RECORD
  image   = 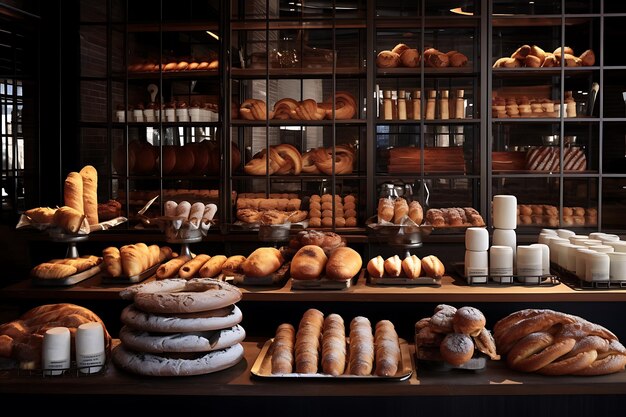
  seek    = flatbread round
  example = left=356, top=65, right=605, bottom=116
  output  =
left=112, top=343, right=244, bottom=376
left=118, top=324, right=246, bottom=353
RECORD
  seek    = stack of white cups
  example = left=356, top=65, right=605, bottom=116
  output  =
left=492, top=195, right=518, bottom=280
left=465, top=227, right=489, bottom=283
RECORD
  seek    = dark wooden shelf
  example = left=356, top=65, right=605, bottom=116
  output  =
left=231, top=67, right=365, bottom=79
left=377, top=66, right=477, bottom=77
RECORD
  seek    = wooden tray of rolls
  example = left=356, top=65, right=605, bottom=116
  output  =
left=31, top=263, right=103, bottom=287
left=100, top=262, right=162, bottom=285
left=251, top=337, right=413, bottom=380
left=223, top=263, right=291, bottom=286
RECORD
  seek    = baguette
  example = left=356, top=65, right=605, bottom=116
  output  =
left=295, top=308, right=324, bottom=374
left=53, top=205, right=85, bottom=234
left=374, top=320, right=400, bottom=376
left=79, top=165, right=98, bottom=226
left=178, top=254, right=211, bottom=279
left=31, top=262, right=77, bottom=279
left=64, top=171, right=84, bottom=214
left=348, top=316, right=374, bottom=375
left=321, top=313, right=346, bottom=376
left=271, top=323, right=295, bottom=374
left=120, top=244, right=147, bottom=277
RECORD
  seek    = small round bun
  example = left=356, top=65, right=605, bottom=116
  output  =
left=440, top=332, right=474, bottom=366
left=452, top=306, right=486, bottom=337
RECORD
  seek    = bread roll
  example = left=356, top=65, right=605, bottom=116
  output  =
left=290, top=245, right=328, bottom=280
left=421, top=255, right=445, bottom=278
left=383, top=255, right=402, bottom=277
left=178, top=254, right=211, bottom=279
left=53, top=205, right=85, bottom=234
left=241, top=247, right=284, bottom=277
left=393, top=198, right=409, bottom=224
left=400, top=49, right=420, bottom=67
left=376, top=51, right=400, bottom=68
left=198, top=255, right=227, bottom=278
left=367, top=255, right=385, bottom=278
left=221, top=255, right=246, bottom=274
left=31, top=262, right=77, bottom=279
left=155, top=255, right=191, bottom=279
left=511, top=44, right=531, bottom=60
left=102, top=246, right=122, bottom=277
left=321, top=314, right=346, bottom=376
left=120, top=244, right=147, bottom=277
left=401, top=254, right=421, bottom=279
left=325, top=247, right=362, bottom=281
left=378, top=198, right=394, bottom=222
left=64, top=171, right=84, bottom=214
left=408, top=201, right=423, bottom=224
left=79, top=165, right=98, bottom=226
left=24, top=207, right=57, bottom=224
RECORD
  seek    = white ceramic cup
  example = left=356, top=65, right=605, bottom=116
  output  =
left=465, top=250, right=488, bottom=283
left=490, top=245, right=513, bottom=283
left=76, top=322, right=106, bottom=374
left=465, top=227, right=489, bottom=252
left=530, top=243, right=550, bottom=275
left=42, top=327, right=71, bottom=376
left=608, top=252, right=626, bottom=282
left=493, top=195, right=518, bottom=230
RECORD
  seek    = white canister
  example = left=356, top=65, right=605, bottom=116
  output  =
left=76, top=322, right=106, bottom=374
left=582, top=239, right=603, bottom=247
left=465, top=227, right=489, bottom=252
left=516, top=245, right=543, bottom=279
left=489, top=245, right=513, bottom=283
left=569, top=235, right=589, bottom=246
left=42, top=327, right=71, bottom=376
left=530, top=243, right=550, bottom=275
left=566, top=245, right=585, bottom=273
left=599, top=234, right=620, bottom=243
left=133, top=109, right=144, bottom=122
left=556, top=229, right=575, bottom=239
left=585, top=252, right=610, bottom=281
left=609, top=241, right=626, bottom=253
left=589, top=232, right=606, bottom=241
left=493, top=195, right=518, bottom=230
left=575, top=248, right=595, bottom=280
left=546, top=237, right=568, bottom=263
left=555, top=242, right=574, bottom=269
left=493, top=228, right=517, bottom=264
left=589, top=245, right=614, bottom=254
left=538, top=233, right=554, bottom=245
left=608, top=252, right=626, bottom=282
left=540, top=228, right=558, bottom=236
left=465, top=250, right=488, bottom=283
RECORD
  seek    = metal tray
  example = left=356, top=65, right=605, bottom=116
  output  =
left=368, top=274, right=441, bottom=286
left=291, top=273, right=358, bottom=290
left=101, top=262, right=161, bottom=284
left=225, top=263, right=290, bottom=286
left=31, top=263, right=103, bottom=287
left=251, top=337, right=413, bottom=380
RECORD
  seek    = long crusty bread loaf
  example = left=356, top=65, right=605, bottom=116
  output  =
left=79, top=165, right=98, bottom=226
left=348, top=316, right=374, bottom=375
left=321, top=313, right=346, bottom=375
left=271, top=323, right=295, bottom=374
left=374, top=319, right=401, bottom=376
left=64, top=171, right=84, bottom=214
left=295, top=308, right=324, bottom=374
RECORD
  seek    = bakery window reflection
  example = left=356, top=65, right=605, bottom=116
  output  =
left=1, top=79, right=25, bottom=214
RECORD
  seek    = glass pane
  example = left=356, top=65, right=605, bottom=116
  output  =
left=602, top=70, right=626, bottom=118
left=602, top=178, right=626, bottom=230
left=603, top=122, right=626, bottom=174
left=375, top=0, right=421, bottom=17
left=492, top=0, right=561, bottom=16
left=605, top=18, right=626, bottom=66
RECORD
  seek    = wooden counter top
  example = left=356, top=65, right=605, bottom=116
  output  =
left=3, top=272, right=626, bottom=303
left=1, top=338, right=625, bottom=398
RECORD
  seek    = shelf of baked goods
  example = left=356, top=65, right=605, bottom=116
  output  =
left=231, top=67, right=366, bottom=79
left=376, top=44, right=472, bottom=72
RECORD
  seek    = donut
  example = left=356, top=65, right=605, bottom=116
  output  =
left=112, top=342, right=244, bottom=377
left=118, top=324, right=246, bottom=353
left=452, top=306, right=486, bottom=337
left=439, top=333, right=474, bottom=366
left=131, top=278, right=242, bottom=314
left=120, top=304, right=243, bottom=333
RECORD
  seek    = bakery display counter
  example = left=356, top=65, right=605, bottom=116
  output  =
left=3, top=273, right=626, bottom=303
left=1, top=338, right=625, bottom=398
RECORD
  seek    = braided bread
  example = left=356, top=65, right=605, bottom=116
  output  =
left=493, top=309, right=626, bottom=376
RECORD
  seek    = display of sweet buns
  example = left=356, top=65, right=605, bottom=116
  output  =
left=285, top=229, right=347, bottom=258
left=376, top=43, right=468, bottom=69
left=127, top=58, right=219, bottom=73
left=415, top=304, right=500, bottom=366
left=235, top=195, right=307, bottom=225
left=307, top=193, right=358, bottom=228
left=517, top=204, right=597, bottom=227
left=493, top=45, right=595, bottom=68
left=425, top=207, right=485, bottom=227
left=493, top=308, right=626, bottom=376
left=367, top=254, right=444, bottom=279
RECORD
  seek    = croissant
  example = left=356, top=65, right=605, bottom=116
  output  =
left=273, top=143, right=302, bottom=175
left=319, top=91, right=357, bottom=120
left=244, top=147, right=287, bottom=175
left=240, top=98, right=274, bottom=120
left=292, top=99, right=326, bottom=120
left=272, top=98, right=299, bottom=120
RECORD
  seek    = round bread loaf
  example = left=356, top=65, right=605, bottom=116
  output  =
left=241, top=247, right=284, bottom=277
left=118, top=324, right=246, bottom=353
left=120, top=304, right=243, bottom=333
left=440, top=332, right=474, bottom=366
left=112, top=342, right=244, bottom=377
left=325, top=247, right=362, bottom=281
